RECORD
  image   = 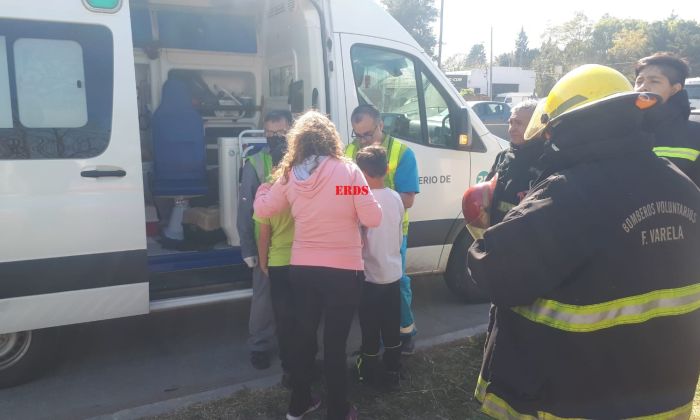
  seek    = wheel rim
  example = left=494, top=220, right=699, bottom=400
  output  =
left=0, top=331, right=32, bottom=371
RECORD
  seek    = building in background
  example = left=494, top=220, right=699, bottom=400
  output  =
left=446, top=67, right=535, bottom=99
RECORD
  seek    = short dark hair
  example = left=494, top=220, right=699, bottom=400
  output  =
left=351, top=104, right=381, bottom=125
left=635, top=52, right=690, bottom=87
left=355, top=145, right=387, bottom=179
left=264, top=110, right=293, bottom=125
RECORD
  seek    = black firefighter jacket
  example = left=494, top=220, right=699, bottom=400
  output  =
left=647, top=89, right=700, bottom=186
left=467, top=95, right=700, bottom=419
left=486, top=139, right=545, bottom=226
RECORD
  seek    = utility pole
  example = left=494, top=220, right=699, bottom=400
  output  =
left=489, top=25, right=494, bottom=99
left=437, top=0, right=445, bottom=68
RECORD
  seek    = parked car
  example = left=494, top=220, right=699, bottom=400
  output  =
left=467, top=101, right=511, bottom=139
left=687, top=77, right=699, bottom=112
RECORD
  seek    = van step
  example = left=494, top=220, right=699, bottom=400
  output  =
left=150, top=288, right=252, bottom=312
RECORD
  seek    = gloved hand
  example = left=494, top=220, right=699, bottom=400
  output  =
left=244, top=256, right=258, bottom=268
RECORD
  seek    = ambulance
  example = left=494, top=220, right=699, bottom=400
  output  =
left=0, top=0, right=503, bottom=386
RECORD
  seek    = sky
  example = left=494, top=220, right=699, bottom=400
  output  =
left=431, top=0, right=700, bottom=61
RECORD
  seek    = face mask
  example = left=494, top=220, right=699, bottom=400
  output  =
left=267, top=136, right=287, bottom=165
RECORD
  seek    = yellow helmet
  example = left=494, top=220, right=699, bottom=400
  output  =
left=524, top=64, right=633, bottom=141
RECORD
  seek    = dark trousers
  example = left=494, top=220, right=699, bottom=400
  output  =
left=288, top=265, right=363, bottom=420
left=359, top=280, right=401, bottom=372
left=268, top=266, right=294, bottom=372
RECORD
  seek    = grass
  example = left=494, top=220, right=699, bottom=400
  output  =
left=150, top=334, right=700, bottom=420
left=150, top=335, right=490, bottom=420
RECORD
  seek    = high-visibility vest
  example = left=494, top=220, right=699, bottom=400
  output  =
left=245, top=149, right=273, bottom=183
left=345, top=134, right=411, bottom=234
left=244, top=149, right=273, bottom=240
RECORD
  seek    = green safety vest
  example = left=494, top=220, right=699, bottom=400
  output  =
left=244, top=149, right=273, bottom=184
left=345, top=134, right=411, bottom=235
left=245, top=150, right=273, bottom=240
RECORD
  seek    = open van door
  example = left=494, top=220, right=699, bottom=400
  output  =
left=338, top=34, right=474, bottom=273
left=0, top=1, right=148, bottom=386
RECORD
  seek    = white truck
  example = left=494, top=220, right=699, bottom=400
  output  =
left=0, top=0, right=503, bottom=387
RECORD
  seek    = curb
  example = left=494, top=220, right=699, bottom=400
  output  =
left=91, top=323, right=488, bottom=420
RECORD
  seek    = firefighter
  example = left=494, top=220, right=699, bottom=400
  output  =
left=634, top=52, right=700, bottom=186
left=467, top=64, right=700, bottom=419
left=486, top=100, right=544, bottom=226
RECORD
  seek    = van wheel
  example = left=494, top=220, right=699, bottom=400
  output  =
left=0, top=328, right=58, bottom=388
left=444, top=230, right=489, bottom=303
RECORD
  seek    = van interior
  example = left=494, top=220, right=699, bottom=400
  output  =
left=129, top=0, right=325, bottom=292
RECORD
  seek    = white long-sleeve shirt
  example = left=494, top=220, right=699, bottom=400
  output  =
left=362, top=187, right=404, bottom=284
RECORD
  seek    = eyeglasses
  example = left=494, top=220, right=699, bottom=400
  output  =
left=264, top=129, right=288, bottom=137
left=351, top=125, right=379, bottom=141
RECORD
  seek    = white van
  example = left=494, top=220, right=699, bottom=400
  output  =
left=495, top=92, right=536, bottom=105
left=0, top=0, right=502, bottom=387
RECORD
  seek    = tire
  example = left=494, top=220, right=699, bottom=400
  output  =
left=0, top=328, right=59, bottom=388
left=444, top=229, right=489, bottom=303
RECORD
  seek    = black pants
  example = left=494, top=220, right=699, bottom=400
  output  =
left=288, top=265, right=363, bottom=420
left=268, top=266, right=294, bottom=372
left=358, top=280, right=401, bottom=372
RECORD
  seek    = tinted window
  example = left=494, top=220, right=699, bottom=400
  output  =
left=0, top=19, right=113, bottom=160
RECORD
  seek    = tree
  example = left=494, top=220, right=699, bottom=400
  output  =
left=442, top=53, right=468, bottom=71
left=514, top=27, right=530, bottom=67
left=608, top=27, right=650, bottom=77
left=496, top=52, right=515, bottom=66
left=382, top=0, right=439, bottom=56
left=532, top=39, right=561, bottom=97
left=465, top=43, right=486, bottom=68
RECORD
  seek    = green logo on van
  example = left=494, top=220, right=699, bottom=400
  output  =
left=475, top=171, right=489, bottom=184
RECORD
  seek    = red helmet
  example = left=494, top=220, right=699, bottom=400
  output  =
left=462, top=174, right=497, bottom=229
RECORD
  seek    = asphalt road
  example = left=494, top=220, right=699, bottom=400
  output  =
left=0, top=275, right=489, bottom=420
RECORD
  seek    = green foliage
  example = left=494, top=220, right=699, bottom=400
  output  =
left=459, top=88, right=475, bottom=97
left=466, top=43, right=487, bottom=68
left=514, top=27, right=531, bottom=68
left=443, top=53, right=468, bottom=71
left=526, top=12, right=700, bottom=95
left=382, top=0, right=439, bottom=56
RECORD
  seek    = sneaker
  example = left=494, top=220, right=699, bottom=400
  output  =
left=345, top=405, right=359, bottom=420
left=400, top=336, right=415, bottom=356
left=286, top=396, right=321, bottom=420
left=250, top=351, right=271, bottom=370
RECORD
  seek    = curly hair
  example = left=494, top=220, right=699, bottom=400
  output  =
left=272, top=110, right=348, bottom=183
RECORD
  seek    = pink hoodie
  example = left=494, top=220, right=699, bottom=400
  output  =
left=254, top=157, right=382, bottom=270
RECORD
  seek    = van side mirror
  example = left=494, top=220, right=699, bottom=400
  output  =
left=455, top=107, right=472, bottom=150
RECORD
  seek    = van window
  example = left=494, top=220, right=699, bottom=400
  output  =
left=421, top=70, right=454, bottom=147
left=0, top=19, right=113, bottom=160
left=15, top=39, right=88, bottom=128
left=351, top=45, right=457, bottom=148
left=351, top=45, right=422, bottom=143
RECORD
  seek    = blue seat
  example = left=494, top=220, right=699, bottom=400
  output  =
left=151, top=78, right=207, bottom=197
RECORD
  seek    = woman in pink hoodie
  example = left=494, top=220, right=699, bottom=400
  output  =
left=254, top=111, right=381, bottom=420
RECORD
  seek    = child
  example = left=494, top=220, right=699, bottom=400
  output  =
left=254, top=205, right=295, bottom=388
left=354, top=145, right=405, bottom=389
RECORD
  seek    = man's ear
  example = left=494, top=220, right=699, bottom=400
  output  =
left=671, top=83, right=683, bottom=96
left=378, top=119, right=384, bottom=132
